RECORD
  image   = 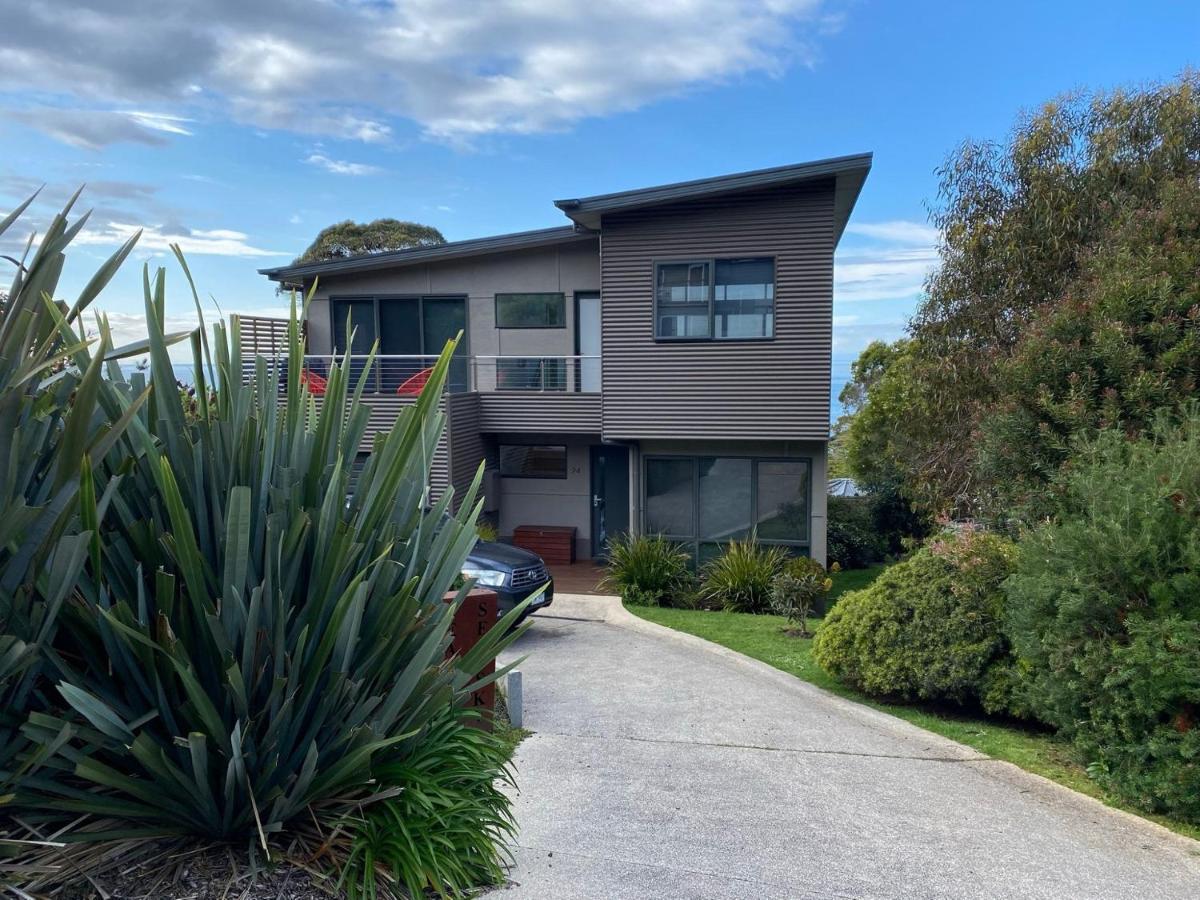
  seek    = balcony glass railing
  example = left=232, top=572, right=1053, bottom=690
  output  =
left=245, top=354, right=601, bottom=395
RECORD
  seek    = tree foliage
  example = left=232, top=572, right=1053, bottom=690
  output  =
left=1004, top=411, right=1200, bottom=820
left=295, top=218, right=446, bottom=265
left=856, top=73, right=1200, bottom=518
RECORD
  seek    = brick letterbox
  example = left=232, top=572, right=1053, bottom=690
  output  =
left=444, top=588, right=498, bottom=726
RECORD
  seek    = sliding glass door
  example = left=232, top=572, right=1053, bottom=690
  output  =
left=331, top=296, right=468, bottom=392
left=644, top=455, right=811, bottom=563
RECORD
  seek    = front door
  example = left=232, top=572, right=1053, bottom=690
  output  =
left=590, top=444, right=629, bottom=559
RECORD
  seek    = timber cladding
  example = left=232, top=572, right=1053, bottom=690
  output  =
left=599, top=179, right=835, bottom=442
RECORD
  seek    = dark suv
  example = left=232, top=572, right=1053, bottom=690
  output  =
left=463, top=540, right=554, bottom=620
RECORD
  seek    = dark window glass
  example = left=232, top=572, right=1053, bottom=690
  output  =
left=496, top=357, right=567, bottom=391
left=496, top=293, right=566, bottom=328
left=755, top=460, right=810, bottom=542
left=698, top=457, right=752, bottom=541
left=499, top=445, right=568, bottom=479
left=332, top=299, right=375, bottom=354
left=655, top=262, right=711, bottom=338
left=422, top=297, right=469, bottom=391
left=714, top=258, right=774, bottom=339
left=645, top=458, right=695, bottom=537
left=378, top=299, right=421, bottom=391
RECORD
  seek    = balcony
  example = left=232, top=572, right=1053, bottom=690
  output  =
left=250, top=354, right=602, bottom=396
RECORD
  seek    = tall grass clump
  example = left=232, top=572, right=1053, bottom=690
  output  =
left=0, top=189, right=526, bottom=896
left=602, top=533, right=692, bottom=606
left=699, top=536, right=788, bottom=613
left=0, top=188, right=167, bottom=815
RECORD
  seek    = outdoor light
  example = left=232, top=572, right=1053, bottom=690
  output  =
left=461, top=564, right=508, bottom=588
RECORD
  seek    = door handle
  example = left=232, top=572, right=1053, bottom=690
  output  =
left=593, top=495, right=604, bottom=508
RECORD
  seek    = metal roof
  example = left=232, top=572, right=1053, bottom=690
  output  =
left=554, top=152, right=872, bottom=241
left=261, top=153, right=872, bottom=284
left=260, top=224, right=594, bottom=282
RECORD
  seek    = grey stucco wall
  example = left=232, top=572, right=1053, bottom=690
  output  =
left=302, top=238, right=601, bottom=365
left=495, top=436, right=593, bottom=558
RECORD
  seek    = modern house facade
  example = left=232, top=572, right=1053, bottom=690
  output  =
left=251, top=154, right=871, bottom=566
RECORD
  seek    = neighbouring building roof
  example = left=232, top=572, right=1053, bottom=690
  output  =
left=554, top=152, right=872, bottom=239
left=828, top=477, right=867, bottom=497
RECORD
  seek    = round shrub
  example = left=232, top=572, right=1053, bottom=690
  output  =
left=813, top=529, right=1018, bottom=709
left=1004, top=414, right=1200, bottom=821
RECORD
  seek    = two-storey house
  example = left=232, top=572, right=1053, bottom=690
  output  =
left=251, top=153, right=871, bottom=566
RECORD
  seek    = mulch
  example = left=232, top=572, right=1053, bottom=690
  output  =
left=49, top=843, right=340, bottom=899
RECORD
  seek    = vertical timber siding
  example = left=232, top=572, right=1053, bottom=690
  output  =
left=599, top=180, right=835, bottom=441
left=446, top=392, right=487, bottom=507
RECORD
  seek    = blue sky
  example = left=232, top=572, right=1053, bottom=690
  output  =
left=2, top=0, right=1197, bottom=404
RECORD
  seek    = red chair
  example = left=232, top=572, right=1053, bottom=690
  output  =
left=396, top=366, right=433, bottom=396
left=300, top=368, right=327, bottom=396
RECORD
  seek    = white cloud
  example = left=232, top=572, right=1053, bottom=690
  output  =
left=120, top=110, right=194, bottom=136
left=75, top=221, right=289, bottom=258
left=305, top=153, right=382, bottom=177
left=5, top=108, right=173, bottom=150
left=835, top=220, right=939, bottom=303
left=845, top=220, right=939, bottom=245
left=832, top=218, right=940, bottom=360
left=1, top=0, right=833, bottom=145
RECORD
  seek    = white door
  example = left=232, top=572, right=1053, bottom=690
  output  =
left=577, top=292, right=601, bottom=392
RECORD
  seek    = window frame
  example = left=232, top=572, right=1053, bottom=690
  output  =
left=652, top=256, right=776, bottom=343
left=328, top=294, right=470, bottom=356
left=498, top=443, right=570, bottom=480
left=642, top=454, right=811, bottom=562
left=494, top=292, right=568, bottom=329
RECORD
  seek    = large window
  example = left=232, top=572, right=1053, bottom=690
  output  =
left=330, top=295, right=468, bottom=392
left=644, top=456, right=809, bottom=561
left=654, top=257, right=774, bottom=340
left=499, top=444, right=569, bottom=479
left=495, top=292, right=566, bottom=328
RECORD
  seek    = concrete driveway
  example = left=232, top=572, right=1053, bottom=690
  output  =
left=493, top=594, right=1200, bottom=899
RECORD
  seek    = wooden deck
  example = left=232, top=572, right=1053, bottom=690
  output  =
left=549, top=560, right=610, bottom=595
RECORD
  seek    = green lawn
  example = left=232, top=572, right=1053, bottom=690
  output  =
left=630, top=573, right=1200, bottom=843
left=827, top=563, right=886, bottom=602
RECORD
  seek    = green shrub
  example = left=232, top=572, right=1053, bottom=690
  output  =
left=1004, top=412, right=1200, bottom=820
left=337, top=710, right=517, bottom=899
left=699, top=537, right=787, bottom=613
left=826, top=496, right=886, bottom=569
left=602, top=533, right=692, bottom=607
left=814, top=530, right=1018, bottom=709
left=769, top=561, right=832, bottom=637
left=476, top=519, right=499, bottom=542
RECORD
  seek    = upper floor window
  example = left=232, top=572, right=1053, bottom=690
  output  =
left=654, top=257, right=774, bottom=340
left=496, top=292, right=566, bottom=328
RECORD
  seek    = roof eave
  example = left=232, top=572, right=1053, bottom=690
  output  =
left=259, top=225, right=593, bottom=282
left=553, top=152, right=873, bottom=236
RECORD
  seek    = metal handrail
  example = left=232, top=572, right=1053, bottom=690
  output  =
left=244, top=353, right=602, bottom=394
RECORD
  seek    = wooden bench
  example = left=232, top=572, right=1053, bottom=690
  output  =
left=513, top=525, right=577, bottom=565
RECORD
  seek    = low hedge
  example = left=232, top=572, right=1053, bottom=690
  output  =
left=813, top=529, right=1019, bottom=712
